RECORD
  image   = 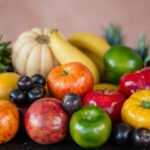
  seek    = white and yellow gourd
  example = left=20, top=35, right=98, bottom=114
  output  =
left=12, top=28, right=59, bottom=77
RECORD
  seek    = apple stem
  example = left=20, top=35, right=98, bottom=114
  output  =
left=62, top=70, right=69, bottom=76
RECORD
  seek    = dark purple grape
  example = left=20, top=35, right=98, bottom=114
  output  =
left=113, top=123, right=132, bottom=145
left=31, top=74, right=46, bottom=86
left=9, top=89, right=27, bottom=105
left=62, top=93, right=81, bottom=113
left=132, top=127, right=150, bottom=149
left=18, top=76, right=33, bottom=90
left=27, top=86, right=46, bottom=104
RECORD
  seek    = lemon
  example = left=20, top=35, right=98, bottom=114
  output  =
left=0, top=72, right=20, bottom=100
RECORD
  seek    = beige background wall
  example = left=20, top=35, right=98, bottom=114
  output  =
left=0, top=0, right=150, bottom=47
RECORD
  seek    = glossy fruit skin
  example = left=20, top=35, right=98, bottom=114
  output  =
left=70, top=106, right=112, bottom=148
left=9, top=89, right=27, bottom=105
left=132, top=127, right=150, bottom=149
left=104, top=45, right=143, bottom=84
left=121, top=90, right=150, bottom=129
left=24, top=98, right=68, bottom=144
left=27, top=86, right=46, bottom=104
left=0, top=72, right=20, bottom=100
left=18, top=76, right=33, bottom=91
left=119, top=67, right=150, bottom=97
left=113, top=123, right=132, bottom=145
left=83, top=90, right=126, bottom=123
left=0, top=101, right=19, bottom=144
left=47, top=62, right=94, bottom=100
left=31, top=74, right=46, bottom=86
left=62, top=93, right=81, bottom=113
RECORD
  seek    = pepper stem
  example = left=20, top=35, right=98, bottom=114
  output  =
left=142, top=101, right=150, bottom=109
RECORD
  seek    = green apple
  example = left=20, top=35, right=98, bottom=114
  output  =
left=69, top=106, right=112, bottom=148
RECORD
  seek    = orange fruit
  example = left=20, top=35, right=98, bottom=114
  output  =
left=0, top=100, right=19, bottom=143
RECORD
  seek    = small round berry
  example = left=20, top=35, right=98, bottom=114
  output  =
left=9, top=89, right=27, bottom=105
left=62, top=93, right=81, bottom=113
left=18, top=76, right=33, bottom=90
left=132, top=127, right=150, bottom=149
left=113, top=123, right=132, bottom=145
left=31, top=74, right=46, bottom=86
left=28, top=86, right=46, bottom=104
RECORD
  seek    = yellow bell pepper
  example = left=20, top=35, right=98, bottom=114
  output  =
left=121, top=90, right=150, bottom=129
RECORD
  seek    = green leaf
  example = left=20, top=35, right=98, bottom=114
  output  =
left=0, top=63, right=9, bottom=72
left=136, top=33, right=149, bottom=60
left=1, top=57, right=12, bottom=65
left=144, top=55, right=150, bottom=66
left=104, top=23, right=123, bottom=46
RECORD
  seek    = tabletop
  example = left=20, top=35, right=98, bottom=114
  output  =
left=0, top=132, right=140, bottom=150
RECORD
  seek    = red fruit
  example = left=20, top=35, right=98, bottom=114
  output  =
left=24, top=98, right=68, bottom=144
left=119, top=72, right=145, bottom=96
left=83, top=90, right=126, bottom=123
left=140, top=67, right=150, bottom=86
left=119, top=67, right=150, bottom=97
left=47, top=62, right=94, bottom=100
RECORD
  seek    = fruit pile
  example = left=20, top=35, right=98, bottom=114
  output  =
left=0, top=24, right=149, bottom=149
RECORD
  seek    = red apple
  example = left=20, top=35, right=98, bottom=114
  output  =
left=47, top=62, right=94, bottom=100
left=24, top=98, right=69, bottom=144
left=83, top=90, right=126, bottom=123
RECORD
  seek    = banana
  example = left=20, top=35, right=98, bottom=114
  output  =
left=50, top=30, right=100, bottom=83
left=68, top=32, right=110, bottom=59
left=68, top=32, right=110, bottom=77
left=76, top=48, right=104, bottom=78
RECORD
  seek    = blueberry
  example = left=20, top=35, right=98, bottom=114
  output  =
left=31, top=74, right=46, bottom=86
left=62, top=93, right=81, bottom=113
left=18, top=76, right=33, bottom=90
left=28, top=86, right=46, bottom=104
left=9, top=89, right=27, bottom=105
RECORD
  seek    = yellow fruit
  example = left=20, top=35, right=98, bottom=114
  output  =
left=79, top=49, right=104, bottom=79
left=68, top=32, right=110, bottom=59
left=93, top=83, right=119, bottom=90
left=68, top=32, right=110, bottom=80
left=0, top=73, right=20, bottom=100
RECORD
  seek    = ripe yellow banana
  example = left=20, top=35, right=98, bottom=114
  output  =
left=75, top=48, right=104, bottom=78
left=68, top=32, right=110, bottom=78
left=68, top=32, right=110, bottom=59
left=50, top=30, right=100, bottom=83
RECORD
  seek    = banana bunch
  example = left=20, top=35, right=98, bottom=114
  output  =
left=50, top=30, right=110, bottom=84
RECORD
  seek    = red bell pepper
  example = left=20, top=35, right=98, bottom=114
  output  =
left=119, top=67, right=150, bottom=97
